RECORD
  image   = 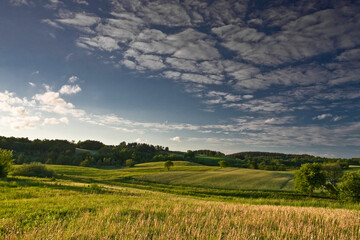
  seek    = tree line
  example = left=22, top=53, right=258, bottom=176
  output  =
left=294, top=162, right=360, bottom=202
left=0, top=136, right=169, bottom=168
left=226, top=151, right=355, bottom=170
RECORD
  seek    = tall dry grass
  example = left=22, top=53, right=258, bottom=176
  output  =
left=3, top=197, right=360, bottom=240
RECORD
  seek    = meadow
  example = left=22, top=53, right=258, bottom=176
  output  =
left=1, top=162, right=360, bottom=239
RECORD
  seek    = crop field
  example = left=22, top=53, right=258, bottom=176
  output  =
left=1, top=163, right=360, bottom=239
left=134, top=163, right=294, bottom=190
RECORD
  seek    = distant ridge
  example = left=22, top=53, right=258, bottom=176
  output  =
left=226, top=151, right=314, bottom=160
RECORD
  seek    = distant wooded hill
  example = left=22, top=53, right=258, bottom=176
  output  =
left=0, top=136, right=358, bottom=170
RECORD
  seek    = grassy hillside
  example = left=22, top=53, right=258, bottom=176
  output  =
left=1, top=164, right=360, bottom=239
left=44, top=162, right=293, bottom=191
left=135, top=165, right=294, bottom=190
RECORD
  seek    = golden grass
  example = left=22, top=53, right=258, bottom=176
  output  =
left=3, top=190, right=360, bottom=240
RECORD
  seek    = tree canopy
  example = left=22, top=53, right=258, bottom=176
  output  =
left=164, top=160, right=174, bottom=171
left=294, top=163, right=326, bottom=196
left=0, top=148, right=14, bottom=178
left=339, top=171, right=360, bottom=202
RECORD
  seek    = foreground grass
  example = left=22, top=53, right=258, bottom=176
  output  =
left=1, top=177, right=360, bottom=239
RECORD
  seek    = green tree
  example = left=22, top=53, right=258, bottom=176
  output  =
left=126, top=159, right=135, bottom=168
left=184, top=150, right=195, bottom=161
left=322, top=163, right=343, bottom=197
left=80, top=159, right=90, bottom=167
left=294, top=163, right=326, bottom=196
left=0, top=148, right=14, bottom=178
left=338, top=171, right=360, bottom=202
left=17, top=153, right=25, bottom=164
left=218, top=160, right=228, bottom=168
left=164, top=160, right=174, bottom=171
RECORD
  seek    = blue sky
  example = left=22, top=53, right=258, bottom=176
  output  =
left=1, top=0, right=360, bottom=157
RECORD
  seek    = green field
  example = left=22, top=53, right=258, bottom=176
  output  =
left=134, top=162, right=294, bottom=190
left=2, top=163, right=360, bottom=239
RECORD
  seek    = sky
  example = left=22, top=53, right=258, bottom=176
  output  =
left=0, top=0, right=360, bottom=158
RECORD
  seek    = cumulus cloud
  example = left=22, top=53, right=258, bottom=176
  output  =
left=68, top=76, right=79, bottom=83
left=170, top=136, right=181, bottom=142
left=33, top=85, right=85, bottom=117
left=59, top=84, right=81, bottom=95
left=28, top=82, right=36, bottom=87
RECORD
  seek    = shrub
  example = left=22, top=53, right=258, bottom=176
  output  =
left=126, top=159, right=135, bottom=167
left=218, top=160, right=228, bottom=168
left=80, top=159, right=90, bottom=167
left=12, top=162, right=55, bottom=178
left=0, top=149, right=14, bottom=178
left=338, top=171, right=360, bottom=202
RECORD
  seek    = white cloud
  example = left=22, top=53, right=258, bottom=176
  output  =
left=96, top=14, right=144, bottom=43
left=43, top=117, right=69, bottom=125
left=313, top=114, right=332, bottom=120
left=31, top=70, right=40, bottom=75
left=28, top=82, right=36, bottom=87
left=224, top=99, right=290, bottom=113
left=170, top=136, right=181, bottom=142
left=134, top=54, right=166, bottom=70
left=33, top=90, right=85, bottom=117
left=137, top=1, right=192, bottom=27
left=173, top=40, right=220, bottom=60
left=59, top=84, right=81, bottom=95
left=9, top=0, right=29, bottom=6
left=73, top=0, right=88, bottom=5
left=214, top=8, right=360, bottom=66
left=181, top=73, right=223, bottom=85
left=333, top=116, right=344, bottom=122
left=1, top=116, right=41, bottom=130
left=135, top=138, right=147, bottom=143
left=68, top=76, right=79, bottom=83
left=42, top=19, right=64, bottom=29
left=336, top=48, right=360, bottom=61
left=57, top=13, right=100, bottom=27
left=77, top=36, right=120, bottom=52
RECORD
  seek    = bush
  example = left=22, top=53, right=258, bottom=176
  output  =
left=339, top=171, right=360, bottom=202
left=12, top=162, right=55, bottom=178
left=0, top=148, right=14, bottom=178
left=218, top=160, right=228, bottom=168
left=126, top=159, right=135, bottom=167
left=80, top=159, right=90, bottom=167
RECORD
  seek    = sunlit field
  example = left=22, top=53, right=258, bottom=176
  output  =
left=1, top=163, right=360, bottom=239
